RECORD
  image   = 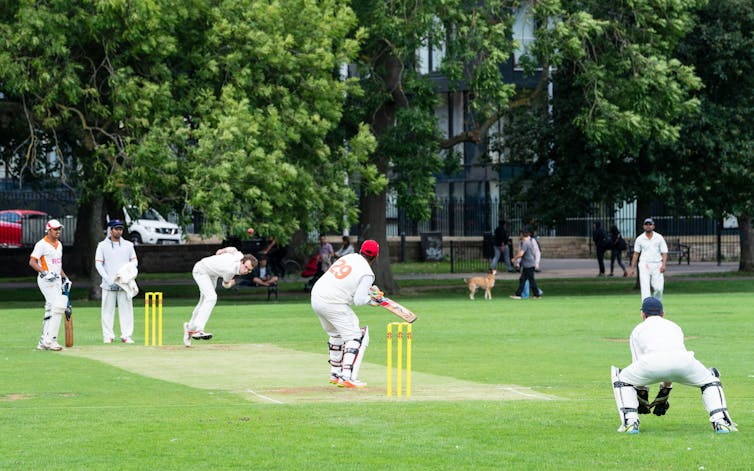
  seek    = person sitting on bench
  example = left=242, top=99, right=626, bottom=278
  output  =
left=251, top=254, right=279, bottom=289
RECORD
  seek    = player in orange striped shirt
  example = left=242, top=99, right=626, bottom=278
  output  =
left=29, top=219, right=71, bottom=351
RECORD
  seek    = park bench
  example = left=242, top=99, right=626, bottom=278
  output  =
left=625, top=238, right=690, bottom=265
left=232, top=277, right=279, bottom=301
left=666, top=239, right=691, bottom=265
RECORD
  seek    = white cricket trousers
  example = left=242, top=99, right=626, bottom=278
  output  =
left=618, top=350, right=728, bottom=424
left=37, top=276, right=63, bottom=344
left=188, top=268, right=218, bottom=331
left=101, top=289, right=134, bottom=341
left=620, top=351, right=716, bottom=387
left=311, top=298, right=362, bottom=340
left=639, top=261, right=664, bottom=300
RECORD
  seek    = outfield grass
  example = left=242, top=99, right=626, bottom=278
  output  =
left=1, top=279, right=752, bottom=470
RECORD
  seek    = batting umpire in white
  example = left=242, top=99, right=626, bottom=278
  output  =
left=611, top=297, right=737, bottom=434
left=95, top=219, right=138, bottom=343
left=29, top=219, right=71, bottom=351
left=311, top=239, right=382, bottom=388
left=629, top=217, right=668, bottom=300
left=183, top=246, right=256, bottom=347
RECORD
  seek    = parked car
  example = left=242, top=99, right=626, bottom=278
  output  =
left=122, top=206, right=185, bottom=245
left=0, top=209, right=50, bottom=247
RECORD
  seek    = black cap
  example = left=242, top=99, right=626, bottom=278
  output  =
left=641, top=297, right=663, bottom=316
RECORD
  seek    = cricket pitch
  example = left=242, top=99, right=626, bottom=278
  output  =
left=64, top=344, right=560, bottom=404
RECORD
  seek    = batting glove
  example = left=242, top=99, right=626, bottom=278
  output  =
left=62, top=278, right=72, bottom=292
left=41, top=271, right=59, bottom=281
left=369, top=285, right=384, bottom=303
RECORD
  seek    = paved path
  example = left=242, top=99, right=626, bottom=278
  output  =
left=0, top=259, right=740, bottom=289
left=399, top=258, right=739, bottom=280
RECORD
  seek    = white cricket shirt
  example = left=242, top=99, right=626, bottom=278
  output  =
left=633, top=232, right=668, bottom=263
left=311, top=253, right=375, bottom=305
left=95, top=237, right=138, bottom=288
left=195, top=251, right=243, bottom=281
left=30, top=236, right=63, bottom=275
left=629, top=316, right=686, bottom=362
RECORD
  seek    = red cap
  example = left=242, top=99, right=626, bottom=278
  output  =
left=360, top=239, right=380, bottom=257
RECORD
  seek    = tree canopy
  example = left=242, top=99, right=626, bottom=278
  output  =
left=669, top=0, right=754, bottom=269
left=0, top=0, right=377, bottom=243
left=503, top=0, right=706, bottom=221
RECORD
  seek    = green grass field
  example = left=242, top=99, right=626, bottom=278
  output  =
left=1, top=277, right=752, bottom=470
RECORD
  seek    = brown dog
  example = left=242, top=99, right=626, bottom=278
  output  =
left=465, top=269, right=496, bottom=300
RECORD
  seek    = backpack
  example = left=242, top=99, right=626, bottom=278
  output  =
left=614, top=235, right=627, bottom=251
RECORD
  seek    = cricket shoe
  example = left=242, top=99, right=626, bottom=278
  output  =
left=103, top=337, right=114, bottom=344
left=329, top=373, right=342, bottom=385
left=191, top=331, right=213, bottom=340
left=617, top=421, right=640, bottom=434
left=338, top=378, right=367, bottom=389
left=121, top=337, right=134, bottom=344
left=713, top=420, right=737, bottom=434
left=183, top=322, right=192, bottom=347
left=40, top=340, right=64, bottom=351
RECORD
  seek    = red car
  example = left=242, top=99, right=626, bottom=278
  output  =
left=0, top=209, right=50, bottom=247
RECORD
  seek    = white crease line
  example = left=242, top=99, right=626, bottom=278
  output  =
left=245, top=389, right=285, bottom=404
left=496, top=387, right=555, bottom=400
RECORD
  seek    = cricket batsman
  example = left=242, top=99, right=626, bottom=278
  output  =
left=29, top=219, right=72, bottom=351
left=311, top=239, right=382, bottom=388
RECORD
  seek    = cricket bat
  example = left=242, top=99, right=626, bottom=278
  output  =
left=63, top=286, right=73, bottom=347
left=375, top=296, right=418, bottom=323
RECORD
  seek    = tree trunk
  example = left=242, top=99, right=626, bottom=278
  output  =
left=358, top=45, right=405, bottom=294
left=70, top=195, right=105, bottom=300
left=737, top=213, right=753, bottom=272
left=360, top=187, right=397, bottom=293
left=634, top=197, right=652, bottom=238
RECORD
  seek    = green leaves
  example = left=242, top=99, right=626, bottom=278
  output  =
left=1, top=0, right=369, bottom=242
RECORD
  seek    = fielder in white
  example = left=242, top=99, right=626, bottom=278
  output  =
left=311, top=239, right=382, bottom=388
left=629, top=218, right=668, bottom=300
left=183, top=247, right=256, bottom=347
left=611, top=297, right=736, bottom=434
left=29, top=219, right=71, bottom=351
left=95, top=219, right=138, bottom=344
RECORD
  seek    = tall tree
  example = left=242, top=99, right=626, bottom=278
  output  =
left=503, top=0, right=705, bottom=231
left=669, top=0, right=754, bottom=270
left=0, top=0, right=375, bottom=294
left=345, top=0, right=518, bottom=292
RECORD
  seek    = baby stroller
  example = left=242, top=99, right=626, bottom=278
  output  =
left=301, top=254, right=325, bottom=292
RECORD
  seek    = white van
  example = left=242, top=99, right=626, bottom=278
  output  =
left=123, top=206, right=185, bottom=245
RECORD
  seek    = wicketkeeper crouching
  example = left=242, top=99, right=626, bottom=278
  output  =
left=611, top=297, right=737, bottom=434
left=310, top=239, right=381, bottom=389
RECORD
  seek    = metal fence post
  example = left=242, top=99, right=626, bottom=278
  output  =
left=450, top=240, right=455, bottom=273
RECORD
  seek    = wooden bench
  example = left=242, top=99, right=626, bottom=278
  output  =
left=625, top=238, right=690, bottom=265
left=233, top=277, right=279, bottom=300
left=666, top=239, right=691, bottom=265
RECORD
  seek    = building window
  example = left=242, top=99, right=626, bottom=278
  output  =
left=513, top=2, right=535, bottom=70
left=417, top=19, right=446, bottom=74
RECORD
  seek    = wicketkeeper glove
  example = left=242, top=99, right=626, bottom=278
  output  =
left=41, top=271, right=59, bottom=281
left=636, top=388, right=651, bottom=414
left=368, top=285, right=384, bottom=303
left=650, top=386, right=672, bottom=416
